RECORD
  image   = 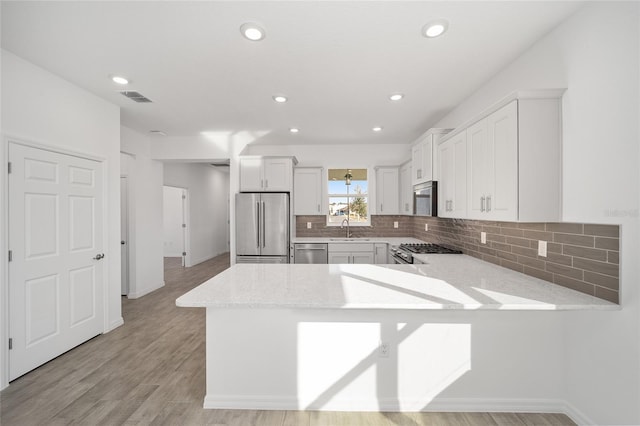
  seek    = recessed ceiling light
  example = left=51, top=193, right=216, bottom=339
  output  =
left=423, top=19, right=449, bottom=38
left=111, top=75, right=129, bottom=85
left=289, top=128, right=299, bottom=133
left=389, top=93, right=404, bottom=101
left=372, top=126, right=383, bottom=132
left=273, top=95, right=288, bottom=103
left=240, top=23, right=265, bottom=41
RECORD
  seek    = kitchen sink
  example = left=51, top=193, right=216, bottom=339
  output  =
left=329, top=238, right=370, bottom=241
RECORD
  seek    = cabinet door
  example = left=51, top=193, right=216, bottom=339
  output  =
left=328, top=252, right=350, bottom=264
left=239, top=157, right=264, bottom=191
left=466, top=119, right=489, bottom=219
left=421, top=138, right=433, bottom=182
left=400, top=162, right=413, bottom=214
left=294, top=168, right=323, bottom=215
left=438, top=133, right=467, bottom=218
left=352, top=252, right=375, bottom=264
left=451, top=133, right=468, bottom=218
left=376, top=167, right=399, bottom=215
left=486, top=101, right=518, bottom=221
left=412, top=143, right=424, bottom=185
left=438, top=140, right=453, bottom=217
left=263, top=158, right=292, bottom=191
left=374, top=243, right=388, bottom=264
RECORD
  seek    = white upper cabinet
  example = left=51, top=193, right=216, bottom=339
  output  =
left=438, top=90, right=564, bottom=222
left=411, top=128, right=452, bottom=185
left=240, top=156, right=296, bottom=192
left=294, top=167, right=323, bottom=215
left=438, top=131, right=467, bottom=218
left=399, top=160, right=413, bottom=215
left=375, top=166, right=400, bottom=215
left=467, top=101, right=518, bottom=220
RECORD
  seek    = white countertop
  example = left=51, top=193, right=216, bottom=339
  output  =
left=292, top=237, right=423, bottom=245
left=176, top=255, right=618, bottom=311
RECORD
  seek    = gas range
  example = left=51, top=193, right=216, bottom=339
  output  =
left=389, top=243, right=463, bottom=264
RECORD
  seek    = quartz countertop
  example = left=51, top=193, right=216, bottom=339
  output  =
left=176, top=255, right=618, bottom=311
left=292, top=237, right=423, bottom=245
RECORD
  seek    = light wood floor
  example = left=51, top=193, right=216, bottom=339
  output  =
left=0, top=254, right=576, bottom=426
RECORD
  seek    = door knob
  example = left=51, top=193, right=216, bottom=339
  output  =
left=121, top=241, right=126, bottom=245
left=93, top=253, right=105, bottom=260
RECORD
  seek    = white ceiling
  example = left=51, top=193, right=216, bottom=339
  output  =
left=1, top=1, right=584, bottom=146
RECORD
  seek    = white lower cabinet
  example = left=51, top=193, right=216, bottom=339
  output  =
left=328, top=243, right=375, bottom=264
left=374, top=243, right=388, bottom=264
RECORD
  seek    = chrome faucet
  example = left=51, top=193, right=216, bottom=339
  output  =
left=340, top=218, right=352, bottom=238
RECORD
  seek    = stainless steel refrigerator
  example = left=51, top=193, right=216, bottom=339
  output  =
left=236, top=193, right=290, bottom=263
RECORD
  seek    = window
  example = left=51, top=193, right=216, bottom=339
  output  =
left=327, top=168, right=369, bottom=226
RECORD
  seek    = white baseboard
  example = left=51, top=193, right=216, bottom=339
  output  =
left=562, top=400, right=595, bottom=426
left=127, top=281, right=165, bottom=299
left=203, top=394, right=585, bottom=418
left=107, top=317, right=124, bottom=332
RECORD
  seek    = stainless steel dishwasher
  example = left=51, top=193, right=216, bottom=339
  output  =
left=294, top=243, right=328, bottom=264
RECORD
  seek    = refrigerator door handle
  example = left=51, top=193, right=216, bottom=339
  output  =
left=262, top=201, right=266, bottom=248
left=256, top=201, right=261, bottom=248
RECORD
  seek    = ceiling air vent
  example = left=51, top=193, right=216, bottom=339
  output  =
left=119, top=91, right=152, bottom=103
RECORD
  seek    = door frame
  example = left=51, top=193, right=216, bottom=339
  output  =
left=120, top=176, right=130, bottom=296
left=1, top=136, right=111, bottom=390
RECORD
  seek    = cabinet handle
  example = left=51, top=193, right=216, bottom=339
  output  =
left=449, top=200, right=453, bottom=212
left=317, top=204, right=320, bottom=212
left=405, top=203, right=409, bottom=212
left=481, top=196, right=486, bottom=212
left=265, top=179, right=268, bottom=188
left=487, top=195, right=492, bottom=212
left=417, top=169, right=422, bottom=179
left=261, top=179, right=264, bottom=189
left=381, top=204, right=383, bottom=213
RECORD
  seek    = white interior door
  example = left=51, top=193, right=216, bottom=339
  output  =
left=120, top=176, right=129, bottom=296
left=162, top=185, right=187, bottom=266
left=8, top=143, right=104, bottom=381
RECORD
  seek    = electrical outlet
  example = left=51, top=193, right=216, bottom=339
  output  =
left=424, top=223, right=428, bottom=231
left=393, top=221, right=398, bottom=229
left=538, top=240, right=547, bottom=257
left=378, top=341, right=389, bottom=358
left=307, top=222, right=312, bottom=229
left=481, top=232, right=487, bottom=244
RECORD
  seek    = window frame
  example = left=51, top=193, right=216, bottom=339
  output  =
left=326, top=167, right=371, bottom=227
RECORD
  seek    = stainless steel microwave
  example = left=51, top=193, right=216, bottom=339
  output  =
left=414, top=181, right=438, bottom=216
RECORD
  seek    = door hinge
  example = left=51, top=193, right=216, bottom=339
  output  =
left=182, top=252, right=187, bottom=256
left=8, top=162, right=12, bottom=174
left=8, top=250, right=12, bottom=262
left=182, top=224, right=186, bottom=228
left=8, top=338, right=12, bottom=350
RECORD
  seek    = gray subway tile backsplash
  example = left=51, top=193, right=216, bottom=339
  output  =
left=296, top=214, right=621, bottom=303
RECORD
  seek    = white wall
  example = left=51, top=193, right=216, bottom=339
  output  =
left=164, top=163, right=230, bottom=266
left=0, top=50, right=122, bottom=388
left=431, top=3, right=639, bottom=424
left=120, top=126, right=165, bottom=299
left=163, top=186, right=185, bottom=257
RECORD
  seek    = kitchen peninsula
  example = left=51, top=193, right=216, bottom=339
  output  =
left=177, top=256, right=616, bottom=413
